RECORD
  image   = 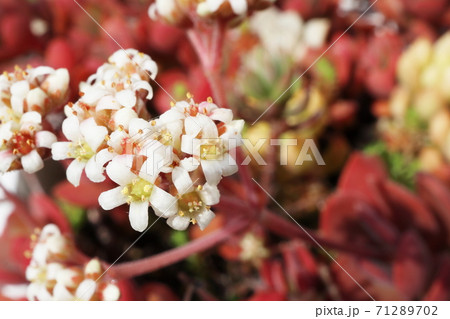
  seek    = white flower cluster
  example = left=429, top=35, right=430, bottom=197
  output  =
left=98, top=97, right=244, bottom=232
left=26, top=224, right=120, bottom=301
left=51, top=48, right=243, bottom=233
left=149, top=0, right=275, bottom=25
left=0, top=65, right=69, bottom=173
left=52, top=49, right=158, bottom=187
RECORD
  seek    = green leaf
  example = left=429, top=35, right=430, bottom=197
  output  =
left=58, top=200, right=86, bottom=231
left=364, top=141, right=419, bottom=189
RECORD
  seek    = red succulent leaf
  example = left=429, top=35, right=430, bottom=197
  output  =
left=248, top=290, right=286, bottom=301
left=403, top=0, right=447, bottom=21
left=9, top=236, right=31, bottom=272
left=44, top=38, right=76, bottom=70
left=416, top=173, right=450, bottom=246
left=392, top=231, right=432, bottom=300
left=331, top=254, right=403, bottom=301
left=320, top=192, right=397, bottom=248
left=260, top=260, right=288, bottom=296
left=380, top=180, right=440, bottom=244
left=53, top=179, right=112, bottom=208
left=338, top=153, right=393, bottom=220
left=281, top=241, right=318, bottom=293
left=423, top=255, right=450, bottom=301
left=29, top=193, right=71, bottom=234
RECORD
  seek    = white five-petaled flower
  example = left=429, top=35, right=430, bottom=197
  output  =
left=98, top=155, right=177, bottom=232
left=168, top=164, right=220, bottom=230
left=51, top=116, right=108, bottom=187
left=180, top=102, right=244, bottom=185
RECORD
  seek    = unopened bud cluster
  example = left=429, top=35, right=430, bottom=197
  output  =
left=149, top=0, right=275, bottom=26
left=378, top=32, right=450, bottom=171
left=0, top=65, right=69, bottom=173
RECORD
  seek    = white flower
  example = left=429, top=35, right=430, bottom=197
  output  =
left=0, top=111, right=56, bottom=173
left=167, top=166, right=219, bottom=230
left=51, top=116, right=108, bottom=186
left=181, top=111, right=243, bottom=185
left=98, top=155, right=177, bottom=232
left=249, top=8, right=330, bottom=61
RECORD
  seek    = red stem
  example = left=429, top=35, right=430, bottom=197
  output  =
left=187, top=23, right=227, bottom=106
left=110, top=217, right=250, bottom=279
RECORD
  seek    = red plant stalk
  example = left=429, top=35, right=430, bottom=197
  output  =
left=110, top=217, right=250, bottom=279
left=187, top=21, right=227, bottom=106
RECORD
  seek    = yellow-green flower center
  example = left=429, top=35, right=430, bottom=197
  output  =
left=69, top=141, right=94, bottom=161
left=177, top=190, right=205, bottom=224
left=200, top=140, right=223, bottom=160
left=122, top=178, right=154, bottom=203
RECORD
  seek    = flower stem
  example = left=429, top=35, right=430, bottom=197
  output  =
left=187, top=22, right=227, bottom=106
left=110, top=217, right=250, bottom=279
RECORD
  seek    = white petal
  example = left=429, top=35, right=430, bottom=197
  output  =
left=62, top=116, right=81, bottom=141
left=10, top=80, right=30, bottom=97
left=172, top=166, right=193, bottom=194
left=201, top=159, right=222, bottom=186
left=116, top=90, right=137, bottom=108
left=26, top=88, right=47, bottom=110
left=210, top=108, right=233, bottom=123
left=167, top=215, right=190, bottom=231
left=102, top=284, right=120, bottom=301
left=35, top=131, right=57, bottom=149
left=96, top=94, right=121, bottom=111
left=80, top=86, right=108, bottom=105
left=29, top=66, right=54, bottom=80
left=220, top=153, right=238, bottom=176
left=179, top=157, right=200, bottom=172
left=80, top=118, right=107, bottom=151
left=128, top=118, right=151, bottom=137
left=132, top=80, right=153, bottom=100
left=51, top=142, right=71, bottom=160
left=0, top=151, right=16, bottom=173
left=149, top=186, right=177, bottom=217
left=229, top=0, right=248, bottom=15
left=105, top=157, right=136, bottom=185
left=41, top=223, right=61, bottom=236
left=0, top=121, right=13, bottom=143
left=113, top=108, right=138, bottom=130
left=21, top=111, right=42, bottom=125
left=75, top=279, right=96, bottom=301
left=46, top=263, right=64, bottom=280
left=98, top=186, right=127, bottom=210
left=95, top=148, right=115, bottom=166
left=109, top=130, right=128, bottom=152
left=199, top=183, right=220, bottom=205
left=66, top=159, right=86, bottom=187
left=85, top=157, right=105, bottom=183
left=53, top=283, right=74, bottom=301
left=196, top=208, right=215, bottom=230
left=11, top=95, right=24, bottom=114
left=45, top=68, right=70, bottom=96
left=21, top=149, right=44, bottom=173
left=180, top=135, right=196, bottom=155
left=129, top=200, right=149, bottom=232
